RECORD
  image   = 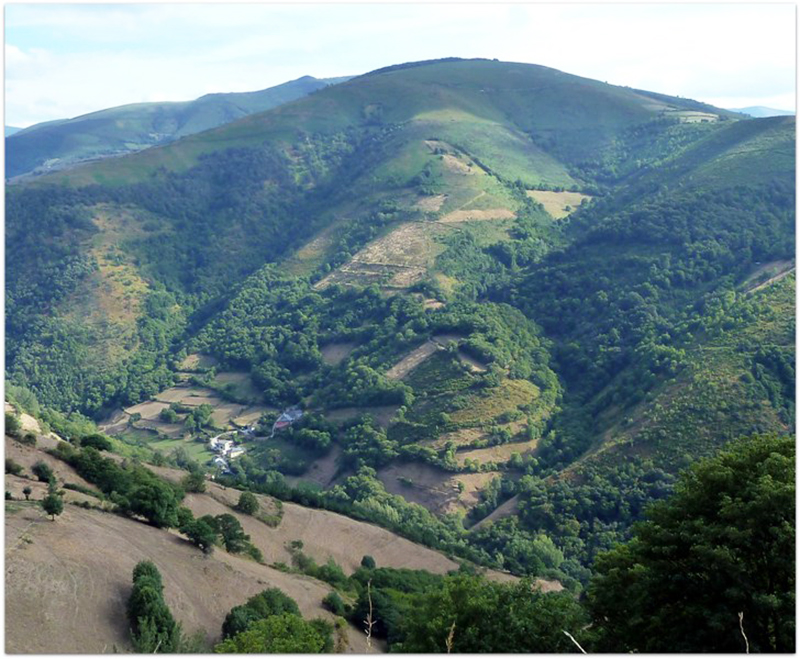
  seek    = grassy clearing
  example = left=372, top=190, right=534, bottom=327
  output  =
left=526, top=190, right=593, bottom=219
left=449, top=379, right=540, bottom=426
left=320, top=341, right=358, bottom=366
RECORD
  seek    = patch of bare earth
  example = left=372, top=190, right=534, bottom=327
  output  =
left=439, top=208, right=516, bottom=223
left=385, top=341, right=440, bottom=380
left=526, top=190, right=592, bottom=219
left=376, top=463, right=501, bottom=516
left=320, top=342, right=358, bottom=366
left=423, top=298, right=445, bottom=310
left=457, top=350, right=488, bottom=373
left=743, top=259, right=795, bottom=294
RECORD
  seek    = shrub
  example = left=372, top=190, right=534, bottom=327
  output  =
left=32, top=461, right=54, bottom=483
left=236, top=491, right=259, bottom=515
left=5, top=459, right=23, bottom=476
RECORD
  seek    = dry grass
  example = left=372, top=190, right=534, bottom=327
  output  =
left=179, top=353, right=219, bottom=371
left=526, top=190, right=592, bottom=219
left=414, top=194, right=448, bottom=212
left=439, top=208, right=515, bottom=223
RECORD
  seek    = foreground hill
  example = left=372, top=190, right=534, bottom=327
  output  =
left=5, top=428, right=532, bottom=653
left=6, top=75, right=349, bottom=179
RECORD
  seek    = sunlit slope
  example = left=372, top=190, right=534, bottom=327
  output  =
left=7, top=75, right=348, bottom=179
left=40, top=58, right=741, bottom=188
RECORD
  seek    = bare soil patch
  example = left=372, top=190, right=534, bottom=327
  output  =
left=423, top=298, right=445, bottom=310
left=376, top=463, right=501, bottom=516
left=385, top=341, right=440, bottom=380
left=439, top=208, right=516, bottom=223
left=154, top=386, right=224, bottom=406
left=320, top=341, right=358, bottom=366
left=526, top=190, right=592, bottom=219
left=743, top=259, right=795, bottom=294
left=124, top=400, right=170, bottom=420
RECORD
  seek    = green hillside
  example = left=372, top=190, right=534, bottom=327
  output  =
left=6, top=75, right=349, bottom=179
left=5, top=57, right=794, bottom=588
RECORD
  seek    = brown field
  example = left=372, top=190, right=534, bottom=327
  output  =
left=324, top=405, right=400, bottom=430
left=154, top=386, right=224, bottom=406
left=232, top=407, right=272, bottom=427
left=439, top=208, right=516, bottom=223
left=376, top=462, right=502, bottom=516
left=124, top=399, right=171, bottom=420
left=5, top=502, right=369, bottom=653
left=455, top=437, right=539, bottom=467
left=526, top=190, right=593, bottom=219
left=385, top=341, right=440, bottom=380
left=314, top=221, right=449, bottom=291
left=179, top=353, right=219, bottom=371
left=320, top=341, right=358, bottom=366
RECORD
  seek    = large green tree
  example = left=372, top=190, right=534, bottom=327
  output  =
left=397, top=573, right=587, bottom=652
left=587, top=434, right=795, bottom=653
left=214, top=614, right=326, bottom=653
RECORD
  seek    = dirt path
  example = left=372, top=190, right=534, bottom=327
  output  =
left=746, top=265, right=795, bottom=294
left=385, top=341, right=440, bottom=380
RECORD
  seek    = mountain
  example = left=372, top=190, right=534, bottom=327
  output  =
left=5, top=126, right=22, bottom=137
left=730, top=105, right=794, bottom=118
left=6, top=57, right=794, bottom=595
left=5, top=75, right=351, bottom=179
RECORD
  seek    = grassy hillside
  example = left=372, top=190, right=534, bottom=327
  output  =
left=5, top=57, right=793, bottom=590
left=6, top=75, right=349, bottom=179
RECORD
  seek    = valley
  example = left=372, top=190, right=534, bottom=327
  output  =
left=5, top=56, right=795, bottom=653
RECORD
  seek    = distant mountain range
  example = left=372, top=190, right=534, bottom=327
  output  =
left=729, top=106, right=794, bottom=118
left=5, top=75, right=351, bottom=179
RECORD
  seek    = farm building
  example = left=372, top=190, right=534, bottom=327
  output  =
left=271, top=407, right=304, bottom=436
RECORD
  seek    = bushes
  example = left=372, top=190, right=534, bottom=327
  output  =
left=235, top=491, right=259, bottom=515
left=5, top=459, right=23, bottom=476
left=32, top=461, right=54, bottom=483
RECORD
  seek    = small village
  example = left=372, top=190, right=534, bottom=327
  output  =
left=206, top=406, right=304, bottom=473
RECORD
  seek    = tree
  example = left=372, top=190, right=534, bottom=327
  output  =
left=221, top=588, right=301, bottom=639
left=41, top=481, right=64, bottom=521
left=80, top=433, right=112, bottom=451
left=5, top=459, right=23, bottom=476
left=215, top=513, right=250, bottom=553
left=5, top=412, right=21, bottom=437
left=181, top=470, right=206, bottom=493
left=360, top=555, right=376, bottom=570
left=235, top=491, right=259, bottom=515
left=587, top=434, right=795, bottom=653
left=322, top=591, right=346, bottom=616
left=214, top=614, right=326, bottom=653
left=127, top=561, right=181, bottom=653
left=182, top=518, right=217, bottom=554
left=127, top=480, right=181, bottom=528
left=31, top=461, right=54, bottom=483
left=22, top=486, right=32, bottom=501
left=398, top=574, right=586, bottom=652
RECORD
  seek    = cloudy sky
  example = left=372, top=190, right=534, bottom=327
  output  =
left=5, top=2, right=796, bottom=128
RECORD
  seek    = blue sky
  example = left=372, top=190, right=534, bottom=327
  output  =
left=5, top=3, right=796, bottom=127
